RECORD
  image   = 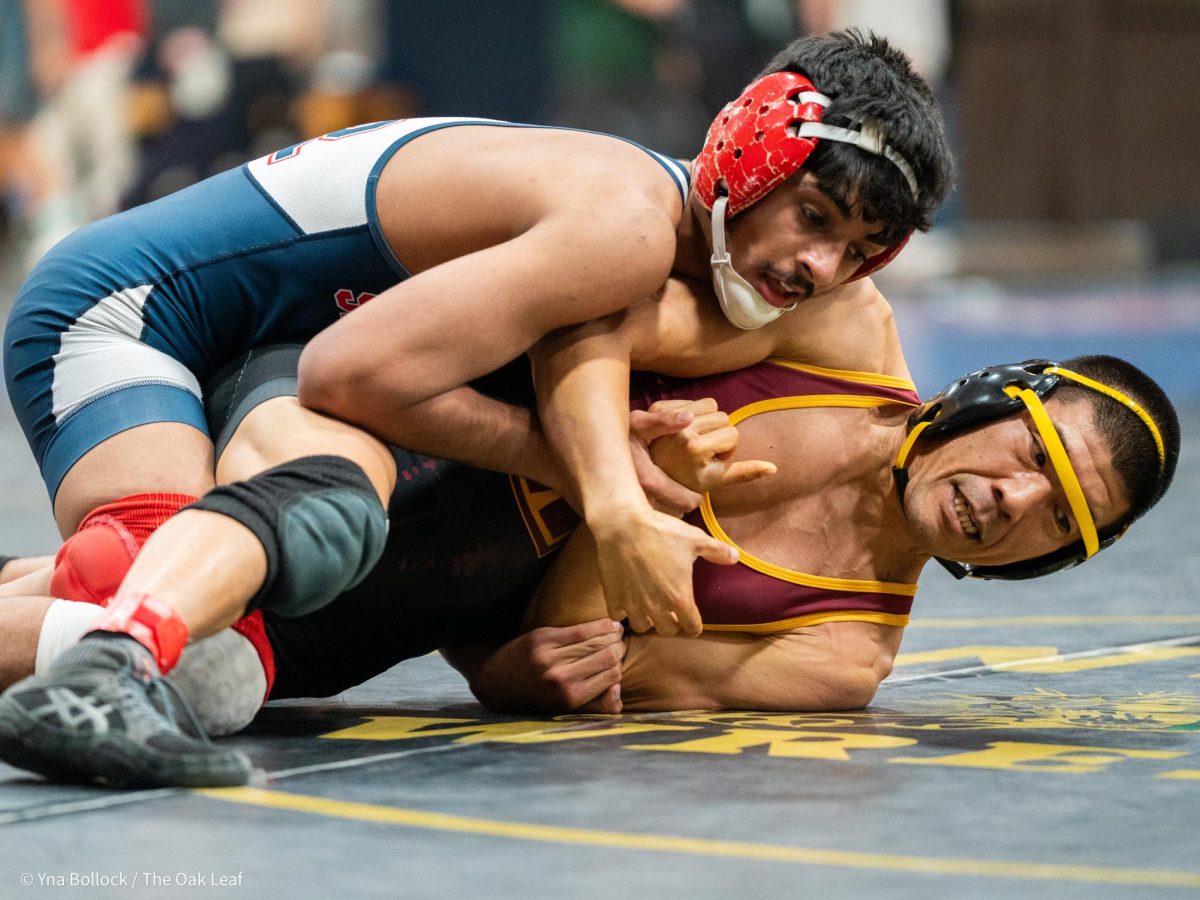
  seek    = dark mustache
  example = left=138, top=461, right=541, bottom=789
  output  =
left=769, top=270, right=814, bottom=300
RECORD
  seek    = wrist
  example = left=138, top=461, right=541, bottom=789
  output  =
left=585, top=493, right=654, bottom=534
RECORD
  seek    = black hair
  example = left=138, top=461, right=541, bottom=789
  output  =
left=1055, top=354, right=1180, bottom=528
left=758, top=29, right=955, bottom=245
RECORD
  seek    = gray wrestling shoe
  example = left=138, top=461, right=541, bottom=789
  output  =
left=0, top=635, right=253, bottom=788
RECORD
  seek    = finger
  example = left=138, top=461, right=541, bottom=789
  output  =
left=629, top=408, right=694, bottom=443
left=580, top=682, right=622, bottom=715
left=551, top=618, right=624, bottom=647
left=718, top=459, right=778, bottom=486
left=687, top=411, right=732, bottom=435
left=639, top=467, right=702, bottom=514
left=570, top=664, right=622, bottom=709
left=666, top=597, right=703, bottom=637
left=598, top=683, right=623, bottom=715
left=560, top=628, right=625, bottom=662
left=680, top=397, right=719, bottom=416
left=697, top=536, right=739, bottom=566
left=626, top=612, right=655, bottom=634
left=646, top=399, right=695, bottom=412
left=688, top=425, right=740, bottom=457
left=564, top=642, right=625, bottom=679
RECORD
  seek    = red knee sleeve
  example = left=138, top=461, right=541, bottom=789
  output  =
left=231, top=611, right=277, bottom=699
left=50, top=493, right=199, bottom=604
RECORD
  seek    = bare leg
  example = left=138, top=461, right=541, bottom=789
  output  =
left=114, top=397, right=396, bottom=639
left=52, top=422, right=216, bottom=537
left=0, top=596, right=55, bottom=687
left=0, top=559, right=54, bottom=591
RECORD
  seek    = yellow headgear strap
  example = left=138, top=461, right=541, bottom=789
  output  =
left=893, top=419, right=931, bottom=469
left=1044, top=366, right=1166, bottom=470
left=1004, top=384, right=1100, bottom=557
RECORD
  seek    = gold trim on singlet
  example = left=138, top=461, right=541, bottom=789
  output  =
left=727, top=394, right=913, bottom=426
left=699, top=387, right=921, bottom=607
left=704, top=610, right=911, bottom=633
left=763, top=358, right=918, bottom=392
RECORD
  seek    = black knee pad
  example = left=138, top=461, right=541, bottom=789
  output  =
left=187, top=455, right=388, bottom=617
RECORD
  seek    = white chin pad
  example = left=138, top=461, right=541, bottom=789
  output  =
left=708, top=196, right=793, bottom=330
left=713, top=262, right=788, bottom=330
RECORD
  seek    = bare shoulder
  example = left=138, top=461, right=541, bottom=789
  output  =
left=767, top=278, right=912, bottom=381
left=377, top=124, right=685, bottom=299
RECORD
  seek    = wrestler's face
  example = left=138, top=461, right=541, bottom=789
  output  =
left=723, top=172, right=890, bottom=306
left=900, top=396, right=1130, bottom=566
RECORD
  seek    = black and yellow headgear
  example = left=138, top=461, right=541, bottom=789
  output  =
left=892, top=360, right=1166, bottom=580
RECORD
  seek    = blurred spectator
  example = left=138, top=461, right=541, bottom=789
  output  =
left=31, top=0, right=146, bottom=229
left=551, top=0, right=797, bottom=157
left=122, top=0, right=238, bottom=206
left=293, top=0, right=412, bottom=139
left=124, top=0, right=339, bottom=207
left=219, top=0, right=327, bottom=154
left=799, top=0, right=961, bottom=283
left=0, top=0, right=45, bottom=254
left=378, top=0, right=552, bottom=123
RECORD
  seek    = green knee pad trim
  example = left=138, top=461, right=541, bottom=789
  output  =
left=186, top=455, right=388, bottom=618
left=271, top=485, right=388, bottom=617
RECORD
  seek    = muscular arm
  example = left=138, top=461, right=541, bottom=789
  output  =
left=297, top=169, right=680, bottom=488
left=524, top=527, right=901, bottom=712
left=618, top=624, right=901, bottom=712
left=526, top=275, right=906, bottom=637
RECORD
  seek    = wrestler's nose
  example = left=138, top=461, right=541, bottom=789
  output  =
left=993, top=471, right=1052, bottom=519
left=796, top=238, right=845, bottom=288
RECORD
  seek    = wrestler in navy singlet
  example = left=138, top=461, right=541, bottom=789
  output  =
left=3, top=118, right=689, bottom=499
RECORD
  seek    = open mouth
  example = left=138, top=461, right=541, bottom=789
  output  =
left=953, top=487, right=980, bottom=540
left=759, top=274, right=809, bottom=309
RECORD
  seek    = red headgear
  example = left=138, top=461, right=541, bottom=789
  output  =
left=692, top=71, right=915, bottom=281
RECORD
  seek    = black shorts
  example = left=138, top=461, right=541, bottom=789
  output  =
left=204, top=346, right=569, bottom=699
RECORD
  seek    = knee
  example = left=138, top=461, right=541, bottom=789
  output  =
left=50, top=494, right=197, bottom=603
left=187, top=455, right=388, bottom=618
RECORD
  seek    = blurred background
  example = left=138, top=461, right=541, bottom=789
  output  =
left=0, top=0, right=1196, bottom=555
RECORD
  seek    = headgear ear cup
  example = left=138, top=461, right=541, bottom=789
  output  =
left=692, top=72, right=827, bottom=215
left=692, top=71, right=916, bottom=281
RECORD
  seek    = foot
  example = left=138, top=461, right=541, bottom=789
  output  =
left=0, top=635, right=253, bottom=788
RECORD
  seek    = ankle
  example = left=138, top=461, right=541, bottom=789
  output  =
left=88, top=592, right=189, bottom=673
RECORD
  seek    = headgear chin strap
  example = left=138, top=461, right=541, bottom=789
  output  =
left=892, top=360, right=1166, bottom=580
left=709, top=195, right=793, bottom=330
left=694, top=71, right=921, bottom=330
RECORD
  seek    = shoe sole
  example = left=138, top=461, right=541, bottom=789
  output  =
left=0, top=696, right=252, bottom=789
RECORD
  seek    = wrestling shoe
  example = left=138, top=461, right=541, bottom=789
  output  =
left=0, top=634, right=253, bottom=788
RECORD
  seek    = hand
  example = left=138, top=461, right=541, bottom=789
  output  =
left=468, top=619, right=626, bottom=713
left=628, top=406, right=702, bottom=516
left=647, top=398, right=777, bottom=494
left=591, top=506, right=737, bottom=636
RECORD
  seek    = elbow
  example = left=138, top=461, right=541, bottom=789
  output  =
left=297, top=335, right=382, bottom=420
left=826, top=665, right=885, bottom=711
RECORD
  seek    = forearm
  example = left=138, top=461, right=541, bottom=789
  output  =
left=522, top=528, right=609, bottom=629
left=532, top=327, right=646, bottom=526
left=322, top=383, right=564, bottom=490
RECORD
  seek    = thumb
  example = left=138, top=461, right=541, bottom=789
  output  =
left=697, top=536, right=739, bottom=566
left=719, top=459, right=778, bottom=486
left=629, top=408, right=693, bottom=444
